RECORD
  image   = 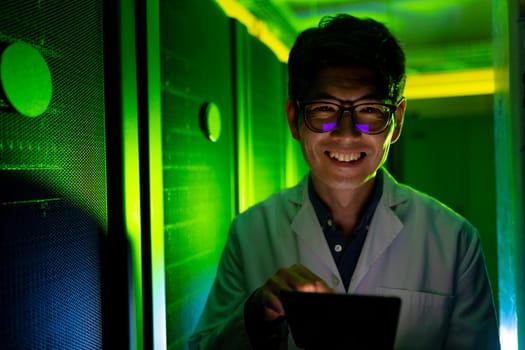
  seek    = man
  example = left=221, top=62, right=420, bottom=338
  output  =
left=189, top=14, right=500, bottom=349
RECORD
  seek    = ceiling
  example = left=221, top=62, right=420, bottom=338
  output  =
left=233, top=0, right=493, bottom=74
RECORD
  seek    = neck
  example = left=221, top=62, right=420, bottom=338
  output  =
left=312, top=177, right=376, bottom=237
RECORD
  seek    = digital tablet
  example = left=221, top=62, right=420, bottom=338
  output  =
left=280, top=291, right=401, bottom=350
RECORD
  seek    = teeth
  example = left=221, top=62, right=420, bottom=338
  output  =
left=329, top=151, right=362, bottom=162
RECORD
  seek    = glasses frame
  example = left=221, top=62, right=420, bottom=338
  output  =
left=297, top=99, right=403, bottom=135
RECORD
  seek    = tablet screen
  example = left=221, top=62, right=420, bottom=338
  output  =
left=280, top=291, right=401, bottom=350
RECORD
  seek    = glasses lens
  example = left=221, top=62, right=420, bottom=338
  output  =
left=304, top=102, right=339, bottom=132
left=353, top=104, right=391, bottom=134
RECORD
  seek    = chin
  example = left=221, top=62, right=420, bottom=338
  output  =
left=320, top=176, right=368, bottom=191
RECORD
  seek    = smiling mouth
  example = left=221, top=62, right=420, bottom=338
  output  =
left=327, top=151, right=365, bottom=162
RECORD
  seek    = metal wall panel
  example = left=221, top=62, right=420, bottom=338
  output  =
left=159, top=1, right=236, bottom=348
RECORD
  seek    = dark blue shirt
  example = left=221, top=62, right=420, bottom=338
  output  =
left=308, top=170, right=383, bottom=291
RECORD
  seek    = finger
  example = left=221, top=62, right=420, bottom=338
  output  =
left=287, top=264, right=335, bottom=293
left=254, top=286, right=285, bottom=320
left=313, top=279, right=336, bottom=293
left=265, top=293, right=285, bottom=318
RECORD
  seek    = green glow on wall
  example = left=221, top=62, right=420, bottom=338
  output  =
left=224, top=8, right=309, bottom=211
left=285, top=130, right=306, bottom=188
left=160, top=2, right=236, bottom=348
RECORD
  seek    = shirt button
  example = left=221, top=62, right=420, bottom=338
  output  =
left=334, top=244, right=342, bottom=252
left=331, top=275, right=339, bottom=287
left=327, top=218, right=333, bottom=227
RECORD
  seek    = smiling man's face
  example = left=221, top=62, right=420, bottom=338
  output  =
left=286, top=66, right=406, bottom=193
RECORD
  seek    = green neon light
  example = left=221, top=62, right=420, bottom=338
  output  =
left=145, top=0, right=167, bottom=348
left=119, top=0, right=143, bottom=348
left=233, top=22, right=254, bottom=213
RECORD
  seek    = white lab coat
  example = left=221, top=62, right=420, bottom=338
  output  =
left=189, top=169, right=500, bottom=349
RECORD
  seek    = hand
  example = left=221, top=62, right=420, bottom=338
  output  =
left=252, top=264, right=335, bottom=321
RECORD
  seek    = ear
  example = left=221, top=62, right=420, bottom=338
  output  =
left=390, top=98, right=406, bottom=144
left=286, top=99, right=300, bottom=141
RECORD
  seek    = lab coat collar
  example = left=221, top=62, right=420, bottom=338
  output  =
left=287, top=168, right=408, bottom=293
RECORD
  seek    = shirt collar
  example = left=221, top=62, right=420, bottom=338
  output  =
left=308, top=169, right=384, bottom=234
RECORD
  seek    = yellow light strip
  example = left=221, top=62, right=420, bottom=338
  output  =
left=216, top=0, right=495, bottom=99
left=215, top=0, right=290, bottom=62
left=405, top=68, right=495, bottom=99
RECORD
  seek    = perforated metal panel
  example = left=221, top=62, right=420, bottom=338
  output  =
left=0, top=179, right=105, bottom=349
left=0, top=0, right=108, bottom=348
left=0, top=0, right=107, bottom=224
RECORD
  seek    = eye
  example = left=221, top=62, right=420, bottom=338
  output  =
left=355, top=104, right=390, bottom=118
left=358, top=105, right=383, bottom=114
left=307, top=103, right=338, bottom=113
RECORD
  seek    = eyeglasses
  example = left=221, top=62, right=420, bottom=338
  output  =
left=298, top=100, right=401, bottom=134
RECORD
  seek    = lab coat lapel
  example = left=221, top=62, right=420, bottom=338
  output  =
left=348, top=171, right=406, bottom=293
left=288, top=179, right=341, bottom=283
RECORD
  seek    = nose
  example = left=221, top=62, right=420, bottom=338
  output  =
left=332, top=110, right=361, bottom=136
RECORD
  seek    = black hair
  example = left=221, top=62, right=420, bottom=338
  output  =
left=288, top=14, right=406, bottom=102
